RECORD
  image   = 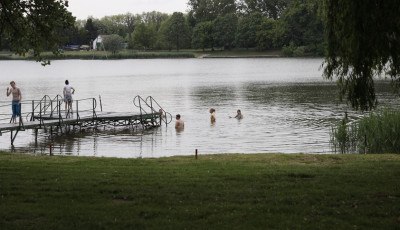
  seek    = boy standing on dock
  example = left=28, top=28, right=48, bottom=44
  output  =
left=63, top=80, right=75, bottom=114
left=6, top=81, right=22, bottom=124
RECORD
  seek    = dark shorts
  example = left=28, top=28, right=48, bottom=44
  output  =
left=64, top=94, right=73, bottom=103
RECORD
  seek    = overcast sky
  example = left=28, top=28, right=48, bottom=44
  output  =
left=67, top=0, right=189, bottom=20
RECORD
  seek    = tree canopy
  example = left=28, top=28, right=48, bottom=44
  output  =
left=1, top=0, right=327, bottom=59
left=323, top=0, right=400, bottom=111
left=102, top=34, right=124, bottom=54
left=0, top=0, right=75, bottom=65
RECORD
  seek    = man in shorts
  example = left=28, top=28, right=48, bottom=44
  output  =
left=6, top=81, right=22, bottom=124
left=63, top=80, right=75, bottom=114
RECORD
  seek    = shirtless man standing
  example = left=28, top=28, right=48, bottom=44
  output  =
left=6, top=81, right=22, bottom=124
left=209, top=108, right=216, bottom=123
left=175, top=114, right=184, bottom=130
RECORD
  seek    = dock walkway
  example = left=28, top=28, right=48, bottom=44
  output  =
left=0, top=95, right=171, bottom=144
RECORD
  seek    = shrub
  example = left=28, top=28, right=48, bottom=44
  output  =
left=331, top=108, right=400, bottom=154
left=282, top=41, right=296, bottom=56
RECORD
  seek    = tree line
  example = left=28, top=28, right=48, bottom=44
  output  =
left=1, top=0, right=324, bottom=55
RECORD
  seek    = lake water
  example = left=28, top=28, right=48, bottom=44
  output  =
left=0, top=58, right=398, bottom=158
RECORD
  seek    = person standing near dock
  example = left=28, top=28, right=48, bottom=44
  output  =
left=6, top=81, right=22, bottom=124
left=175, top=114, right=184, bottom=130
left=210, top=108, right=216, bottom=123
left=63, top=80, right=75, bottom=114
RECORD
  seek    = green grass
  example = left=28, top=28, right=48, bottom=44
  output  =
left=1, top=152, right=399, bottom=229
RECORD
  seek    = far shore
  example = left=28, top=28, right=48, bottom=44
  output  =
left=0, top=49, right=322, bottom=61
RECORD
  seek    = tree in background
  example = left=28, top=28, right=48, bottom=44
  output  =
left=85, top=18, right=98, bottom=45
left=278, top=0, right=323, bottom=47
left=237, top=0, right=291, bottom=19
left=212, top=14, right=238, bottom=50
left=132, top=23, right=157, bottom=50
left=92, top=19, right=109, bottom=35
left=123, top=13, right=137, bottom=46
left=192, top=21, right=214, bottom=51
left=0, top=0, right=74, bottom=64
left=100, top=15, right=127, bottom=38
left=323, top=0, right=400, bottom=111
left=159, top=12, right=190, bottom=51
left=102, top=34, right=124, bottom=54
left=236, top=12, right=263, bottom=49
left=141, top=11, right=169, bottom=30
left=273, top=0, right=323, bottom=56
left=255, top=17, right=276, bottom=50
left=187, top=0, right=237, bottom=24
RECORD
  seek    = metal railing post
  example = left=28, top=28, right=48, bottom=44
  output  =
left=31, top=100, right=35, bottom=121
left=76, top=100, right=79, bottom=120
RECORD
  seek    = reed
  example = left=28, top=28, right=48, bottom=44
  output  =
left=331, top=108, right=400, bottom=154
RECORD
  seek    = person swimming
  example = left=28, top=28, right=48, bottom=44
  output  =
left=230, top=109, right=243, bottom=119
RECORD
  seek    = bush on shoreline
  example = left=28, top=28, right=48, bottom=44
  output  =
left=331, top=108, right=400, bottom=154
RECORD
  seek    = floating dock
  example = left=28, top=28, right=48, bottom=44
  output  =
left=0, top=95, right=172, bottom=145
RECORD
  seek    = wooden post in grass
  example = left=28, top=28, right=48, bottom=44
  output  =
left=195, top=149, right=198, bottom=159
left=50, top=144, right=53, bottom=156
left=364, top=134, right=367, bottom=154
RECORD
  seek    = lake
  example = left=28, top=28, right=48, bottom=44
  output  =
left=0, top=58, right=398, bottom=158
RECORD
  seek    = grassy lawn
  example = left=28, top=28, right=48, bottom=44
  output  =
left=0, top=152, right=399, bottom=229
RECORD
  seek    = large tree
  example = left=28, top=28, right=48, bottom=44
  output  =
left=124, top=13, right=137, bottom=45
left=235, top=12, right=263, bottom=49
left=132, top=23, right=156, bottom=50
left=159, top=12, right=190, bottom=51
left=237, top=0, right=291, bottom=19
left=0, top=0, right=75, bottom=65
left=192, top=21, right=214, bottom=51
left=255, top=17, right=276, bottom=50
left=278, top=0, right=323, bottom=48
left=84, top=18, right=98, bottom=44
left=212, top=14, right=238, bottom=50
left=102, top=34, right=124, bottom=54
left=188, top=0, right=237, bottom=24
left=323, top=0, right=400, bottom=111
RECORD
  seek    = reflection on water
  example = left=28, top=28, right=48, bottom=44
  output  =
left=0, top=58, right=399, bottom=158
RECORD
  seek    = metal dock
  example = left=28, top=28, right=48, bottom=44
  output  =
left=0, top=95, right=172, bottom=144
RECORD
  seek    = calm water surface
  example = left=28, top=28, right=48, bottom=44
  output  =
left=0, top=58, right=398, bottom=157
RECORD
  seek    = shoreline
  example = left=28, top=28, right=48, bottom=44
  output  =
left=0, top=50, right=323, bottom=61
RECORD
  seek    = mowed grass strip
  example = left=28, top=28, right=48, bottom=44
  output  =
left=0, top=152, right=399, bottom=229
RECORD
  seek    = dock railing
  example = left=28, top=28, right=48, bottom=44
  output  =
left=133, top=95, right=172, bottom=127
left=146, top=96, right=172, bottom=126
left=0, top=101, right=26, bottom=141
left=1, top=95, right=169, bottom=144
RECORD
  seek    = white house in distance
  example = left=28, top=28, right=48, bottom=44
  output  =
left=92, top=35, right=107, bottom=50
left=92, top=34, right=128, bottom=50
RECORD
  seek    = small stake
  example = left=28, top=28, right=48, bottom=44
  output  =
left=195, top=149, right=198, bottom=159
left=50, top=144, right=53, bottom=156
